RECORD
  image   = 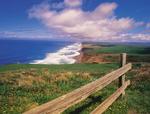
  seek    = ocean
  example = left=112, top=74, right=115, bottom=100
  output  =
left=0, top=39, right=81, bottom=65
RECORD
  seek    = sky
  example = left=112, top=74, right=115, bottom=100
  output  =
left=0, top=0, right=150, bottom=42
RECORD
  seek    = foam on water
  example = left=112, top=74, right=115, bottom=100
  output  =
left=31, top=43, right=82, bottom=64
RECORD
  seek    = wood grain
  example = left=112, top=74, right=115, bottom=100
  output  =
left=91, top=80, right=130, bottom=114
left=23, top=63, right=132, bottom=114
left=119, top=53, right=127, bottom=96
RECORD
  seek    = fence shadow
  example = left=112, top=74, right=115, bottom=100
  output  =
left=68, top=95, right=103, bottom=114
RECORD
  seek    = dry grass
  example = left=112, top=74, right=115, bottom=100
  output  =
left=0, top=69, right=45, bottom=87
left=0, top=67, right=98, bottom=114
left=0, top=68, right=94, bottom=88
left=130, top=64, right=150, bottom=85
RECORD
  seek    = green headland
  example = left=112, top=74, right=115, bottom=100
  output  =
left=0, top=43, right=150, bottom=114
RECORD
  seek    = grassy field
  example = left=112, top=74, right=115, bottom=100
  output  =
left=0, top=63, right=150, bottom=114
left=0, top=63, right=119, bottom=114
left=83, top=44, right=150, bottom=54
left=0, top=44, right=150, bottom=114
left=65, top=63, right=150, bottom=114
left=82, top=44, right=150, bottom=63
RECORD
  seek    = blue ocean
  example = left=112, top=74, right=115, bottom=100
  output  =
left=0, top=39, right=81, bottom=65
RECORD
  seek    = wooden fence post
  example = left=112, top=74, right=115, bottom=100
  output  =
left=119, top=53, right=126, bottom=96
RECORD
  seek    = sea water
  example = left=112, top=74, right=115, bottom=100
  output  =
left=0, top=39, right=81, bottom=65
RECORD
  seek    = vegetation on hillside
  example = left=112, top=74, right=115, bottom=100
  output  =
left=0, top=64, right=118, bottom=114
left=83, top=44, right=150, bottom=54
left=0, top=44, right=150, bottom=114
left=81, top=44, right=150, bottom=63
left=0, top=63, right=150, bottom=114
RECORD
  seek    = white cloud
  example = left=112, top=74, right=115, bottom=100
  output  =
left=112, top=33, right=150, bottom=42
left=146, top=22, right=150, bottom=28
left=29, top=1, right=140, bottom=40
left=0, top=0, right=145, bottom=42
left=64, top=0, right=82, bottom=7
left=0, top=29, right=59, bottom=40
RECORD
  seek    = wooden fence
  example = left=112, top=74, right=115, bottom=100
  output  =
left=24, top=53, right=132, bottom=114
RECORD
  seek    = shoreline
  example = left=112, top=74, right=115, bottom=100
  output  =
left=31, top=43, right=82, bottom=64
left=74, top=43, right=113, bottom=64
left=74, top=43, right=83, bottom=64
left=74, top=50, right=83, bottom=63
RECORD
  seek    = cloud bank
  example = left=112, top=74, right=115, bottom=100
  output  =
left=2, top=0, right=149, bottom=41
left=147, top=23, right=150, bottom=28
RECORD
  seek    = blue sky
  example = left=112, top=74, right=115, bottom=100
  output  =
left=0, top=0, right=150, bottom=41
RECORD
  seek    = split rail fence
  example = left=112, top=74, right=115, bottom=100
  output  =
left=24, top=53, right=131, bottom=114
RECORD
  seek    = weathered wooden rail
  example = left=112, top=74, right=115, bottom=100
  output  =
left=24, top=53, right=131, bottom=114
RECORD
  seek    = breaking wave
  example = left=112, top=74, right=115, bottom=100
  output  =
left=31, top=43, right=82, bottom=64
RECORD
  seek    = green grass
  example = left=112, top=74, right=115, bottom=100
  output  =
left=0, top=63, right=119, bottom=114
left=0, top=63, right=118, bottom=73
left=84, top=45, right=150, bottom=54
left=63, top=63, right=150, bottom=114
left=0, top=44, right=150, bottom=114
left=102, top=54, right=150, bottom=63
left=0, top=63, right=150, bottom=114
left=83, top=44, right=150, bottom=63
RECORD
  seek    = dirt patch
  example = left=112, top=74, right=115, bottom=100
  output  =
left=0, top=69, right=45, bottom=86
left=128, top=109, right=138, bottom=114
left=131, top=64, right=150, bottom=85
left=80, top=53, right=119, bottom=63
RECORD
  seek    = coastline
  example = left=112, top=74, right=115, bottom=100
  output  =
left=31, top=43, right=82, bottom=64
left=73, top=43, right=82, bottom=63
left=0, top=40, right=72, bottom=65
left=74, top=50, right=83, bottom=63
left=74, top=43, right=113, bottom=64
